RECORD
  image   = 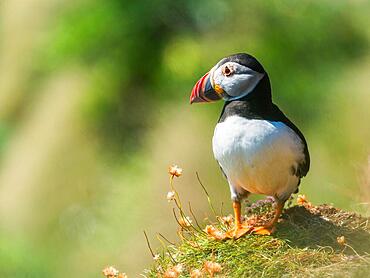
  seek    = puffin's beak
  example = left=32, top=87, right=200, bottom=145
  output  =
left=190, top=72, right=222, bottom=104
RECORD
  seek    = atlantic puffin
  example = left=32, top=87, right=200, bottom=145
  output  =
left=190, top=53, right=310, bottom=238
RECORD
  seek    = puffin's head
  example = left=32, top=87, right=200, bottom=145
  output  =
left=190, top=53, right=267, bottom=104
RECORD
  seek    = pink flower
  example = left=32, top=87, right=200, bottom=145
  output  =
left=102, top=266, right=119, bottom=277
left=190, top=269, right=202, bottom=278
left=169, top=165, right=183, bottom=177
left=204, top=261, right=222, bottom=276
left=167, top=191, right=176, bottom=202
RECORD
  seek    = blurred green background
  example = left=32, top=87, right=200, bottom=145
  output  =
left=0, top=0, right=370, bottom=277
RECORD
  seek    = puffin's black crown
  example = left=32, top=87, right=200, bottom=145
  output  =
left=219, top=53, right=265, bottom=74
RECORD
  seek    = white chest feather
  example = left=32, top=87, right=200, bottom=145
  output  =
left=212, top=116, right=305, bottom=200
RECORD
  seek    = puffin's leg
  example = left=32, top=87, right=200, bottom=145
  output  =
left=226, top=200, right=252, bottom=239
left=252, top=201, right=285, bottom=235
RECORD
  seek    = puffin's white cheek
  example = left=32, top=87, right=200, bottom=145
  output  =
left=239, top=74, right=260, bottom=91
left=220, top=77, right=240, bottom=97
left=227, top=73, right=264, bottom=99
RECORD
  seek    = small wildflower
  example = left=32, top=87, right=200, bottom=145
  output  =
left=297, top=194, right=307, bottom=205
left=166, top=191, right=176, bottom=202
left=178, top=216, right=192, bottom=228
left=220, top=214, right=233, bottom=226
left=163, top=264, right=183, bottom=278
left=337, top=236, right=346, bottom=246
left=169, top=165, right=183, bottom=177
left=173, top=264, right=183, bottom=273
left=205, top=225, right=227, bottom=240
left=266, top=196, right=275, bottom=203
left=297, top=194, right=312, bottom=208
left=163, top=269, right=178, bottom=278
left=190, top=269, right=203, bottom=278
left=204, top=261, right=222, bottom=277
left=102, top=266, right=119, bottom=277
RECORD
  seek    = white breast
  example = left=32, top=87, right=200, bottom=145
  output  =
left=212, top=115, right=305, bottom=201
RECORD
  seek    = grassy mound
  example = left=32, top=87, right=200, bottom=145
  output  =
left=145, top=203, right=370, bottom=277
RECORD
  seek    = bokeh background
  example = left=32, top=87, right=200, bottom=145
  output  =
left=0, top=0, right=370, bottom=277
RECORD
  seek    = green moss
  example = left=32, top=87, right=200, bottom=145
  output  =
left=145, top=204, right=370, bottom=277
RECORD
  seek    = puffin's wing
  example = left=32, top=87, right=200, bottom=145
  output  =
left=217, top=160, right=228, bottom=179
left=271, top=104, right=310, bottom=178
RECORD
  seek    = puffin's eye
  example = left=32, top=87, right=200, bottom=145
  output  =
left=222, top=65, right=234, bottom=77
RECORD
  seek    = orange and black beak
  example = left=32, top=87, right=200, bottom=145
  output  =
left=190, top=72, right=223, bottom=104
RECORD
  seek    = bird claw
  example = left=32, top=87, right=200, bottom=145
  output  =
left=205, top=221, right=277, bottom=240
left=251, top=225, right=275, bottom=235
left=226, top=225, right=253, bottom=239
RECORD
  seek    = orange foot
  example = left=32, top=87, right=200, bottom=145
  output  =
left=251, top=225, right=276, bottom=235
left=226, top=225, right=253, bottom=239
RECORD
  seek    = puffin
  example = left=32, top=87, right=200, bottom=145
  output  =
left=190, top=53, right=310, bottom=238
